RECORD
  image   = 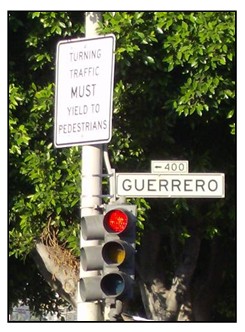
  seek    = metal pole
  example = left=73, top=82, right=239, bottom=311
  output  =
left=77, top=12, right=103, bottom=321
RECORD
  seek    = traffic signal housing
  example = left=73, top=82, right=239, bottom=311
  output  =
left=79, top=214, right=104, bottom=302
left=101, top=206, right=136, bottom=300
left=79, top=204, right=137, bottom=302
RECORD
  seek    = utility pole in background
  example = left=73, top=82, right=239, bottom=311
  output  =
left=77, top=12, right=103, bottom=321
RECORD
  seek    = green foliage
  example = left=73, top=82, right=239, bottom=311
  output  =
left=9, top=11, right=235, bottom=320
left=100, top=12, right=235, bottom=131
left=99, top=12, right=235, bottom=321
left=9, top=12, right=83, bottom=259
left=9, top=85, right=30, bottom=155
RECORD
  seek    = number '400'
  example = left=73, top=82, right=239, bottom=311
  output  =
left=164, top=163, right=185, bottom=172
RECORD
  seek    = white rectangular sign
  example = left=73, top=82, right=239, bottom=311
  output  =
left=116, top=173, right=225, bottom=198
left=54, top=35, right=115, bottom=147
left=151, top=160, right=189, bottom=174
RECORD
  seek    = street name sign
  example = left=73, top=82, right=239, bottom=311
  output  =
left=151, top=160, right=189, bottom=174
left=54, top=34, right=116, bottom=147
left=116, top=173, right=225, bottom=198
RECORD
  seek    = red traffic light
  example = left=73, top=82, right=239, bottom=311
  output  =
left=104, top=209, right=129, bottom=233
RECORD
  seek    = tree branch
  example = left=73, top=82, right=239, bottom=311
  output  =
left=31, top=242, right=78, bottom=308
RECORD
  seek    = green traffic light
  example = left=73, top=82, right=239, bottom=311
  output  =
left=101, top=273, right=125, bottom=296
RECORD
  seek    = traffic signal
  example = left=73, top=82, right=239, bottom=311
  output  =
left=79, top=214, right=104, bottom=302
left=101, top=206, right=136, bottom=300
left=79, top=205, right=136, bottom=302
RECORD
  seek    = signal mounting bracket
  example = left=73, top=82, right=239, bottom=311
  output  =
left=103, top=144, right=116, bottom=202
left=104, top=298, right=123, bottom=321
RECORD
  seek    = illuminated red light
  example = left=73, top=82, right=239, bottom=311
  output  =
left=104, top=210, right=128, bottom=233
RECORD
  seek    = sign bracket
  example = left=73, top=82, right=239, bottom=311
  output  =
left=103, top=144, right=116, bottom=202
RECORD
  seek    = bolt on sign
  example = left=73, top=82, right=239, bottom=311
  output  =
left=54, top=35, right=116, bottom=147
